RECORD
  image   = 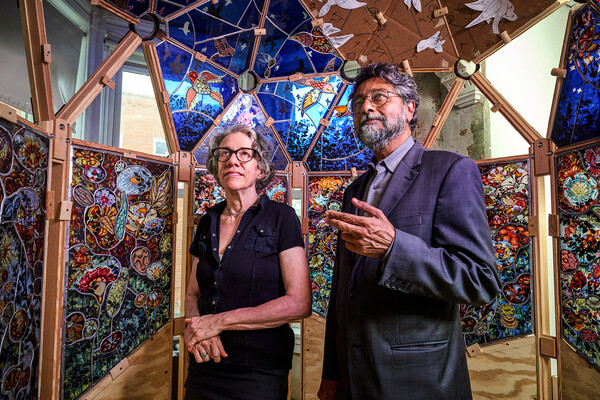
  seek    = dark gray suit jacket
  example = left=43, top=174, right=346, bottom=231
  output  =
left=322, top=142, right=501, bottom=400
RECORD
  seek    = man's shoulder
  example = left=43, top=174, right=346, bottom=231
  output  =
left=421, top=147, right=476, bottom=168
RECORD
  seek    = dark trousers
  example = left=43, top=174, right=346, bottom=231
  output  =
left=184, top=361, right=288, bottom=400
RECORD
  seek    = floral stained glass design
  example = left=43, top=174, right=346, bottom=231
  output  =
left=0, top=119, right=49, bottom=400
left=550, top=6, right=600, bottom=147
left=461, top=160, right=532, bottom=347
left=307, top=175, right=355, bottom=316
left=62, top=146, right=175, bottom=400
left=557, top=144, right=600, bottom=371
left=193, top=169, right=289, bottom=228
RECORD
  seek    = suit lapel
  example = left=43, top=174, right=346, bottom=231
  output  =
left=345, top=170, right=372, bottom=215
left=377, top=142, right=424, bottom=216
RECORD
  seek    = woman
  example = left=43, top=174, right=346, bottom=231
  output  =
left=184, top=124, right=311, bottom=399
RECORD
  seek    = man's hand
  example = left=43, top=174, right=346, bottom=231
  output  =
left=325, top=198, right=395, bottom=258
left=318, top=379, right=338, bottom=400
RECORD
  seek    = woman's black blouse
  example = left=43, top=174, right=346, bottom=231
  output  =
left=189, top=195, right=304, bottom=370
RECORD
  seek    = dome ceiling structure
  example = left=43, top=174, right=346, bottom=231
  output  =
left=96, top=0, right=566, bottom=172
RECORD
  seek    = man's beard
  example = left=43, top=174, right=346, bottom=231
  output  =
left=356, top=107, right=407, bottom=151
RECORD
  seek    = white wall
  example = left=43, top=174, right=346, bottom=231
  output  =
left=487, top=5, right=571, bottom=158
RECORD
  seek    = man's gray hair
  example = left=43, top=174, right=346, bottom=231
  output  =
left=351, top=62, right=420, bottom=131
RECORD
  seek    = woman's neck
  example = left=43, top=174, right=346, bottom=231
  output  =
left=224, top=190, right=260, bottom=216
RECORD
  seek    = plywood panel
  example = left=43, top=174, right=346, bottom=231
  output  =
left=468, top=336, right=537, bottom=400
left=83, top=324, right=172, bottom=400
left=560, top=339, right=600, bottom=400
left=303, top=314, right=326, bottom=400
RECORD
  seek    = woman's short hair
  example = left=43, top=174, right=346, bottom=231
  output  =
left=206, top=124, right=275, bottom=192
left=351, top=62, right=420, bottom=131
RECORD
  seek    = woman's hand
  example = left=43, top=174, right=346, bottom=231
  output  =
left=186, top=336, right=228, bottom=363
left=185, top=314, right=223, bottom=345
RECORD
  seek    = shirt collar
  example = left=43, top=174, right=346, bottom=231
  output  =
left=368, top=136, right=415, bottom=174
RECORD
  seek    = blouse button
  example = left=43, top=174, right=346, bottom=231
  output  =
left=213, top=281, right=217, bottom=285
left=227, top=246, right=231, bottom=249
left=260, top=229, right=264, bottom=233
left=237, top=230, right=240, bottom=233
left=212, top=300, right=216, bottom=305
left=213, top=248, right=217, bottom=251
left=212, top=233, right=216, bottom=236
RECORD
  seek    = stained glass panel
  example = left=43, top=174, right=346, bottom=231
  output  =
left=461, top=160, right=533, bottom=346
left=550, top=6, right=600, bottom=147
left=0, top=119, right=49, bottom=400
left=62, top=146, right=175, bottom=400
left=254, top=2, right=343, bottom=78
left=305, top=84, right=372, bottom=171
left=192, top=94, right=288, bottom=171
left=166, top=1, right=263, bottom=75
left=257, top=76, right=344, bottom=161
left=557, top=143, right=600, bottom=371
left=307, top=175, right=355, bottom=316
left=156, top=40, right=238, bottom=152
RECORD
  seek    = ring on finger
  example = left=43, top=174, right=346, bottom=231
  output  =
left=200, top=352, right=209, bottom=358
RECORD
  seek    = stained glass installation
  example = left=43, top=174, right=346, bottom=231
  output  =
left=62, top=146, right=175, bottom=400
left=306, top=83, right=373, bottom=171
left=156, top=40, right=238, bottom=152
left=193, top=169, right=289, bottom=227
left=166, top=1, right=263, bottom=75
left=192, top=94, right=288, bottom=171
left=257, top=76, right=344, bottom=161
left=0, top=119, right=49, bottom=400
left=461, top=160, right=532, bottom=347
left=557, top=144, right=600, bottom=371
left=307, top=175, right=355, bottom=316
left=550, top=5, right=600, bottom=147
left=255, top=6, right=344, bottom=78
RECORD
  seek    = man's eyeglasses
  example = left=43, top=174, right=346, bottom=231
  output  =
left=351, top=89, right=400, bottom=112
left=212, top=147, right=257, bottom=163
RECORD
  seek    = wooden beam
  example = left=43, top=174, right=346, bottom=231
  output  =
left=529, top=173, right=554, bottom=400
left=56, top=31, right=142, bottom=125
left=423, top=77, right=466, bottom=149
left=19, top=0, right=54, bottom=122
left=532, top=138, right=555, bottom=176
left=470, top=71, right=541, bottom=144
left=142, top=42, right=180, bottom=154
left=39, top=124, right=72, bottom=400
left=91, top=0, right=140, bottom=25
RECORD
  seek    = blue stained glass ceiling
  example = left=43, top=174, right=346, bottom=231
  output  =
left=551, top=5, right=600, bottom=147
left=152, top=0, right=357, bottom=170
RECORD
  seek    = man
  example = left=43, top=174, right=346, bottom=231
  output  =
left=317, top=63, right=501, bottom=400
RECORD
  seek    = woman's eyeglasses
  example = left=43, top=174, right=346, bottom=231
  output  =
left=351, top=89, right=400, bottom=112
left=212, top=147, right=256, bottom=163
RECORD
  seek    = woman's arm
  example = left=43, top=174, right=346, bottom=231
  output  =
left=184, top=256, right=228, bottom=362
left=185, top=256, right=201, bottom=318
left=185, top=245, right=311, bottom=343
